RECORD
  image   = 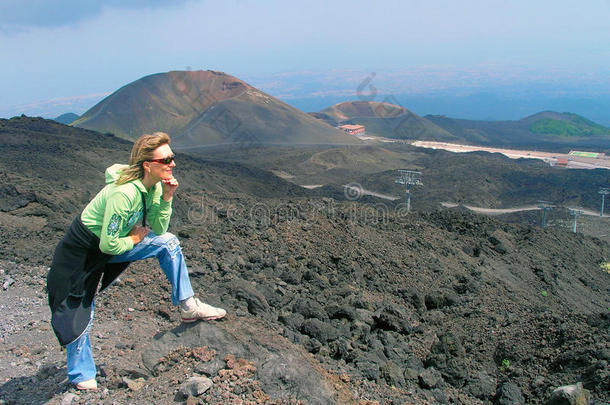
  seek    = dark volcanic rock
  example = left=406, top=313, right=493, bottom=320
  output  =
left=496, top=382, right=526, bottom=405
left=2, top=117, right=610, bottom=404
left=380, top=361, right=406, bottom=387
left=0, top=184, right=36, bottom=212
left=464, top=370, right=496, bottom=400
left=546, top=382, right=591, bottom=405
left=372, top=306, right=412, bottom=334
left=425, top=332, right=468, bottom=387
left=177, top=376, right=213, bottom=398
left=142, top=321, right=338, bottom=404
left=326, top=304, right=358, bottom=321
left=278, top=312, right=305, bottom=330
left=424, top=289, right=458, bottom=310
left=419, top=367, right=443, bottom=389
left=300, top=318, right=339, bottom=343
left=292, top=298, right=329, bottom=321
left=225, top=278, right=270, bottom=315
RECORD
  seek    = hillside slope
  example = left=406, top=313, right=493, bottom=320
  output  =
left=53, top=112, right=79, bottom=125
left=72, top=70, right=360, bottom=147
left=0, top=116, right=314, bottom=242
left=0, top=117, right=608, bottom=404
left=315, top=101, right=457, bottom=141
left=188, top=143, right=609, bottom=214
left=426, top=112, right=610, bottom=152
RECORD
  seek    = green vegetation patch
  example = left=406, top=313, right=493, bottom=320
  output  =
left=570, top=151, right=599, bottom=158
left=529, top=115, right=610, bottom=138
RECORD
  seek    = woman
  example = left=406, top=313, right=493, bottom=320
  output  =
left=47, top=132, right=225, bottom=390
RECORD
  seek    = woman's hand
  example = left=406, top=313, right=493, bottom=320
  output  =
left=161, top=176, right=179, bottom=201
left=129, top=225, right=150, bottom=245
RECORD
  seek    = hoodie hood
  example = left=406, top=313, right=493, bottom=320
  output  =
left=105, top=164, right=129, bottom=184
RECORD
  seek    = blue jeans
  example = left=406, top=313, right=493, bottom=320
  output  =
left=66, top=231, right=194, bottom=383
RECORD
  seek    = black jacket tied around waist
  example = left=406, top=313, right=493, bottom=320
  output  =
left=47, top=216, right=130, bottom=346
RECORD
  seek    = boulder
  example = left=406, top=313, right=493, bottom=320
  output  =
left=326, top=304, right=358, bottom=321
left=300, top=318, right=339, bottom=343
left=496, top=382, right=525, bottom=405
left=380, top=361, right=406, bottom=387
left=225, top=279, right=269, bottom=315
left=404, top=355, right=424, bottom=381
left=372, top=306, right=412, bottom=334
left=178, top=376, right=213, bottom=398
left=424, top=332, right=468, bottom=387
left=464, top=371, right=496, bottom=400
left=419, top=367, right=443, bottom=389
left=142, top=321, right=338, bottom=404
left=0, top=184, right=35, bottom=212
left=195, top=358, right=225, bottom=377
left=545, top=382, right=591, bottom=405
left=278, top=312, right=304, bottom=330
left=292, top=298, right=329, bottom=321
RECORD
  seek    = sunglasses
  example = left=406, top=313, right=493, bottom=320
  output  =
left=147, top=155, right=175, bottom=165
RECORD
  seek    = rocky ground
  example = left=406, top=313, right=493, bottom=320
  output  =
left=1, top=199, right=609, bottom=404
left=1, top=117, right=609, bottom=404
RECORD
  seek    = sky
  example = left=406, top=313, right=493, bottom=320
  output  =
left=1, top=0, right=609, bottom=119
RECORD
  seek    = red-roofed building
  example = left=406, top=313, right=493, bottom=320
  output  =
left=556, top=157, right=569, bottom=167
left=338, top=124, right=365, bottom=135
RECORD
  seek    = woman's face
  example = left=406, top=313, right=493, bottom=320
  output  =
left=146, top=143, right=176, bottom=181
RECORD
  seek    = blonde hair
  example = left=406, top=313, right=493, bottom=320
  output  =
left=116, top=132, right=171, bottom=185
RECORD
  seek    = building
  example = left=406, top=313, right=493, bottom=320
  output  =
left=338, top=124, right=365, bottom=136
left=556, top=157, right=569, bottom=167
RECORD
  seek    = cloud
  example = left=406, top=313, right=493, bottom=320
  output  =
left=0, top=92, right=110, bottom=118
left=0, top=0, right=194, bottom=30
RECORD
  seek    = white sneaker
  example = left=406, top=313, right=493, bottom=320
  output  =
left=181, top=298, right=226, bottom=323
left=75, top=379, right=97, bottom=390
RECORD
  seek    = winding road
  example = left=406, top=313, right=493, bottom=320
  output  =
left=441, top=202, right=608, bottom=217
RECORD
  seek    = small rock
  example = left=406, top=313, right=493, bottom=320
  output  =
left=196, top=358, right=224, bottom=377
left=372, top=306, right=412, bottom=334
left=178, top=376, right=213, bottom=398
left=226, top=279, right=269, bottom=315
left=280, top=268, right=302, bottom=284
left=156, top=307, right=172, bottom=320
left=119, top=368, right=150, bottom=380
left=465, top=371, right=496, bottom=400
left=532, top=376, right=545, bottom=388
left=122, top=376, right=146, bottom=391
left=355, top=359, right=380, bottom=381
left=278, top=312, right=305, bottom=330
left=300, top=318, right=339, bottom=342
left=496, top=382, right=525, bottom=405
left=326, top=304, right=358, bottom=321
left=60, top=393, right=78, bottom=405
left=2, top=276, right=15, bottom=290
left=419, top=367, right=443, bottom=389
left=546, top=382, right=590, bottom=405
left=380, top=361, right=406, bottom=387
left=431, top=388, right=449, bottom=404
left=292, top=298, right=329, bottom=321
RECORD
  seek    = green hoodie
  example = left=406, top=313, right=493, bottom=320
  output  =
left=80, top=164, right=172, bottom=255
